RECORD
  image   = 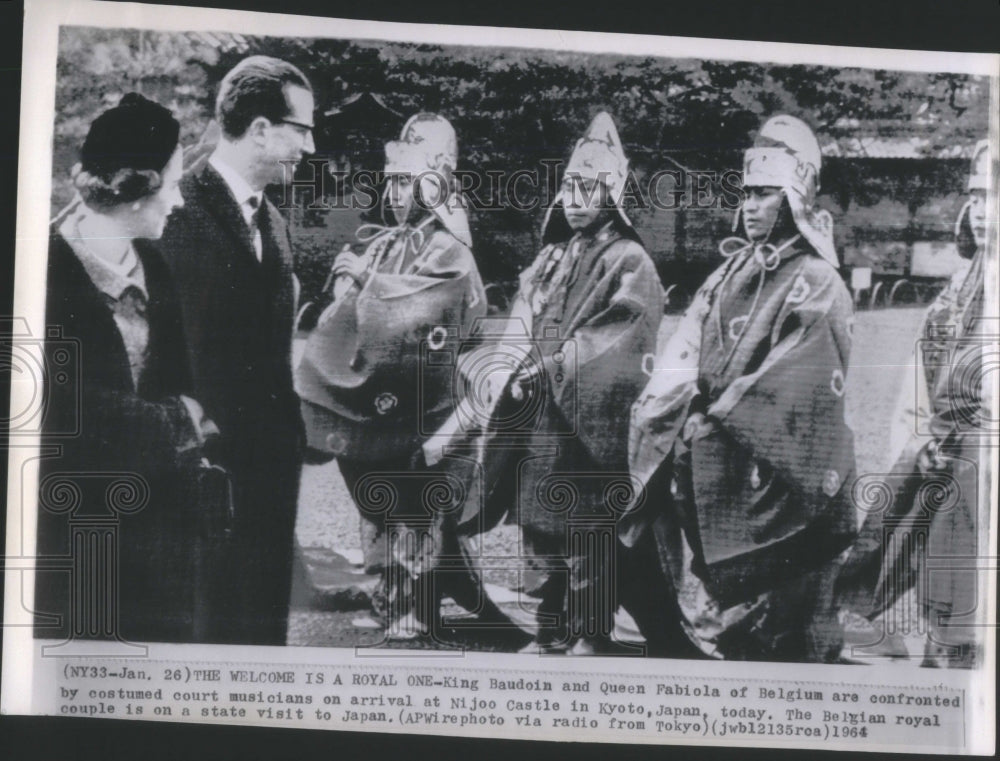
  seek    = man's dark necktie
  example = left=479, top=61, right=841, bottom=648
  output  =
left=248, top=195, right=280, bottom=270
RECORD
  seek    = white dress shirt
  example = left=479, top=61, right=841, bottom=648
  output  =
left=209, top=154, right=264, bottom=262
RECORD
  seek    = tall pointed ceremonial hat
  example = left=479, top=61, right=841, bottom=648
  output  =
left=542, top=111, right=633, bottom=240
left=967, top=138, right=990, bottom=191
left=385, top=112, right=472, bottom=247
left=737, top=114, right=838, bottom=266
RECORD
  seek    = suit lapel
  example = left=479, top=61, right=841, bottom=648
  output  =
left=195, top=163, right=259, bottom=267
left=258, top=196, right=295, bottom=339
left=191, top=166, right=295, bottom=343
left=259, top=196, right=294, bottom=271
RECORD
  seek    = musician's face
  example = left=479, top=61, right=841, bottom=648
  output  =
left=387, top=174, right=415, bottom=224
left=742, top=186, right=784, bottom=242
left=562, top=176, right=608, bottom=231
left=969, top=189, right=987, bottom=248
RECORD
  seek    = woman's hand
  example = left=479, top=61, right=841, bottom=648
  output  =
left=179, top=395, right=220, bottom=446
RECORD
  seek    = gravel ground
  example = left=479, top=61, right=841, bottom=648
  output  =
left=291, top=307, right=931, bottom=656
left=845, top=307, right=927, bottom=473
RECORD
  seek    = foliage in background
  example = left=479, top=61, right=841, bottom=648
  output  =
left=53, top=28, right=992, bottom=296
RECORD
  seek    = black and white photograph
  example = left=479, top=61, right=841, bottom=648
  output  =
left=2, top=0, right=997, bottom=753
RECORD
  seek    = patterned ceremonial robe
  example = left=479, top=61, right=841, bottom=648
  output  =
left=627, top=233, right=857, bottom=661
left=298, top=215, right=487, bottom=465
left=513, top=222, right=664, bottom=535
left=297, top=215, right=487, bottom=625
left=837, top=244, right=990, bottom=667
left=479, top=221, right=664, bottom=645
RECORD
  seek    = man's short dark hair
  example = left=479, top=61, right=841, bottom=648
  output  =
left=215, top=56, right=312, bottom=139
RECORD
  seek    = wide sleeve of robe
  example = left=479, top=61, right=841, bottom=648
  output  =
left=547, top=238, right=664, bottom=469
left=705, top=257, right=856, bottom=509
left=296, top=227, right=487, bottom=461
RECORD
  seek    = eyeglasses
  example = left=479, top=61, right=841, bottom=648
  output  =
left=278, top=118, right=315, bottom=134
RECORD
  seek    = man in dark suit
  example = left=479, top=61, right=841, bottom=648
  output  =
left=157, top=56, right=315, bottom=645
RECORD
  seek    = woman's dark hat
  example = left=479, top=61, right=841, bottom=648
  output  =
left=80, top=92, right=180, bottom=178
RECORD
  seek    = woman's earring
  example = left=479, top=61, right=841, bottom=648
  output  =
left=131, top=202, right=141, bottom=211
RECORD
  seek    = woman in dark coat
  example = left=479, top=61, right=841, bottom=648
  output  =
left=35, top=93, right=217, bottom=644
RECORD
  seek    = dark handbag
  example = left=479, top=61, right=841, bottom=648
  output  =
left=195, top=458, right=235, bottom=541
left=189, top=457, right=235, bottom=641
